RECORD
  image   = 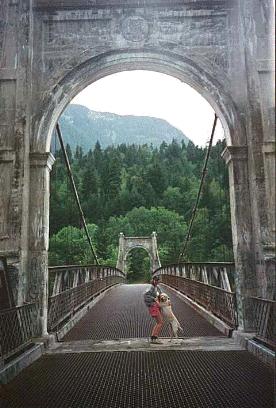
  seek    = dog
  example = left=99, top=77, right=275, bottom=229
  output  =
left=159, top=293, right=183, bottom=339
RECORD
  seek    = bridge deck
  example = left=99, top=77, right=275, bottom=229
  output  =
left=0, top=284, right=274, bottom=408
left=1, top=349, right=273, bottom=408
left=62, top=283, right=223, bottom=341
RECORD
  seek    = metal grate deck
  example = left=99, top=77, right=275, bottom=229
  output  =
left=0, top=350, right=273, bottom=408
left=63, top=284, right=224, bottom=341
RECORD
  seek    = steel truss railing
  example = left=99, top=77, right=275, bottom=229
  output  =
left=48, top=265, right=125, bottom=331
left=154, top=262, right=235, bottom=291
left=154, top=263, right=237, bottom=328
left=0, top=302, right=39, bottom=364
left=249, top=297, right=275, bottom=350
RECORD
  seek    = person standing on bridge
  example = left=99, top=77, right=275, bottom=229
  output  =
left=144, top=276, right=164, bottom=344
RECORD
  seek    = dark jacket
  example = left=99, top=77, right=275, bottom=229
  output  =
left=144, top=284, right=162, bottom=307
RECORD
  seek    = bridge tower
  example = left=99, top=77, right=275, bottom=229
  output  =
left=0, top=0, right=274, bottom=335
left=116, top=232, right=161, bottom=275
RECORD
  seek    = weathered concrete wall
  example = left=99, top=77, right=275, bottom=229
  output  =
left=0, top=0, right=33, bottom=306
left=237, top=0, right=275, bottom=305
left=0, top=0, right=274, bottom=333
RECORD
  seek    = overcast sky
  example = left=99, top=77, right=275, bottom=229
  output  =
left=72, top=71, right=224, bottom=147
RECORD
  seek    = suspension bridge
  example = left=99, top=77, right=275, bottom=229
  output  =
left=0, top=123, right=274, bottom=407
left=0, top=1, right=275, bottom=407
left=0, top=259, right=274, bottom=407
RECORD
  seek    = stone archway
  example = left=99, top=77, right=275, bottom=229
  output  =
left=116, top=232, right=161, bottom=275
left=28, top=49, right=268, bottom=332
left=0, top=1, right=274, bottom=335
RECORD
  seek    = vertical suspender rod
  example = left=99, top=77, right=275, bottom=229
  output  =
left=55, top=122, right=99, bottom=265
left=178, top=113, right=218, bottom=262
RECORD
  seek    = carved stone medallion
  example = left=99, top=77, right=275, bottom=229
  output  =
left=121, top=16, right=149, bottom=42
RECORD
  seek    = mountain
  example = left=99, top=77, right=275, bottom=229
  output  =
left=55, top=104, right=189, bottom=151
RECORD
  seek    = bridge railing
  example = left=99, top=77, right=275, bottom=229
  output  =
left=249, top=297, right=275, bottom=350
left=48, top=265, right=125, bottom=331
left=154, top=263, right=237, bottom=328
left=154, top=262, right=235, bottom=291
left=0, top=302, right=39, bottom=364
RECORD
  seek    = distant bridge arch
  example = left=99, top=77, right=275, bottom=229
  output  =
left=116, top=232, right=161, bottom=275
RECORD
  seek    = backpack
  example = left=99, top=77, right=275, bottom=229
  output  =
left=143, top=289, right=153, bottom=307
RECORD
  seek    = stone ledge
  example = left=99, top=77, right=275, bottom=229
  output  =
left=0, top=251, right=19, bottom=259
left=257, top=59, right=275, bottom=72
left=32, top=333, right=56, bottom=349
left=0, top=343, right=44, bottom=384
left=161, top=283, right=234, bottom=337
left=233, top=331, right=275, bottom=369
left=247, top=340, right=275, bottom=369
left=47, top=336, right=243, bottom=354
left=262, top=141, right=275, bottom=154
left=0, top=69, right=17, bottom=80
left=0, top=149, right=16, bottom=163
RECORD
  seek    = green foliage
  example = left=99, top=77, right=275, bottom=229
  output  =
left=126, top=248, right=151, bottom=283
left=49, top=224, right=98, bottom=266
left=49, top=139, right=234, bottom=277
left=104, top=206, right=187, bottom=266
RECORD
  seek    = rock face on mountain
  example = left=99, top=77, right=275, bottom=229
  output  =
left=56, top=104, right=189, bottom=151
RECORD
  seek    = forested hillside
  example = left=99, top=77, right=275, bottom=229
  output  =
left=57, top=104, right=189, bottom=151
left=49, top=139, right=233, bottom=282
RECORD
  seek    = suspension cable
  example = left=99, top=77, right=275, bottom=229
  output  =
left=178, top=113, right=218, bottom=263
left=55, top=122, right=99, bottom=265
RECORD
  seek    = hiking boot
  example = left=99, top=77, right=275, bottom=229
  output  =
left=150, top=336, right=163, bottom=344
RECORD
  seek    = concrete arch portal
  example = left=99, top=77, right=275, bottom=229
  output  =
left=0, top=1, right=274, bottom=335
left=38, top=49, right=238, bottom=152
left=116, top=232, right=161, bottom=275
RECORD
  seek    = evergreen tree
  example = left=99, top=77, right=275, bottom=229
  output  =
left=49, top=139, right=234, bottom=267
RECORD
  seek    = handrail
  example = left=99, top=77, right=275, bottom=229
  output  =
left=49, top=264, right=126, bottom=276
left=154, top=262, right=237, bottom=328
left=249, top=296, right=275, bottom=303
left=47, top=265, right=126, bottom=331
left=154, top=262, right=235, bottom=292
left=161, top=274, right=237, bottom=328
left=154, top=262, right=235, bottom=271
left=48, top=275, right=124, bottom=331
left=249, top=297, right=275, bottom=350
left=0, top=302, right=39, bottom=362
left=49, top=276, right=116, bottom=299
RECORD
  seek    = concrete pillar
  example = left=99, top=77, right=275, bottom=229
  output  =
left=221, top=267, right=231, bottom=292
left=262, top=141, right=276, bottom=254
left=72, top=270, right=79, bottom=288
left=84, top=268, right=89, bottom=283
left=116, top=232, right=125, bottom=272
left=0, top=150, right=15, bottom=245
left=202, top=267, right=209, bottom=285
left=0, top=0, right=35, bottom=309
left=151, top=231, right=161, bottom=271
left=52, top=272, right=62, bottom=296
left=28, top=152, right=55, bottom=336
left=222, top=146, right=257, bottom=330
left=238, top=0, right=275, bottom=299
left=0, top=150, right=23, bottom=305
